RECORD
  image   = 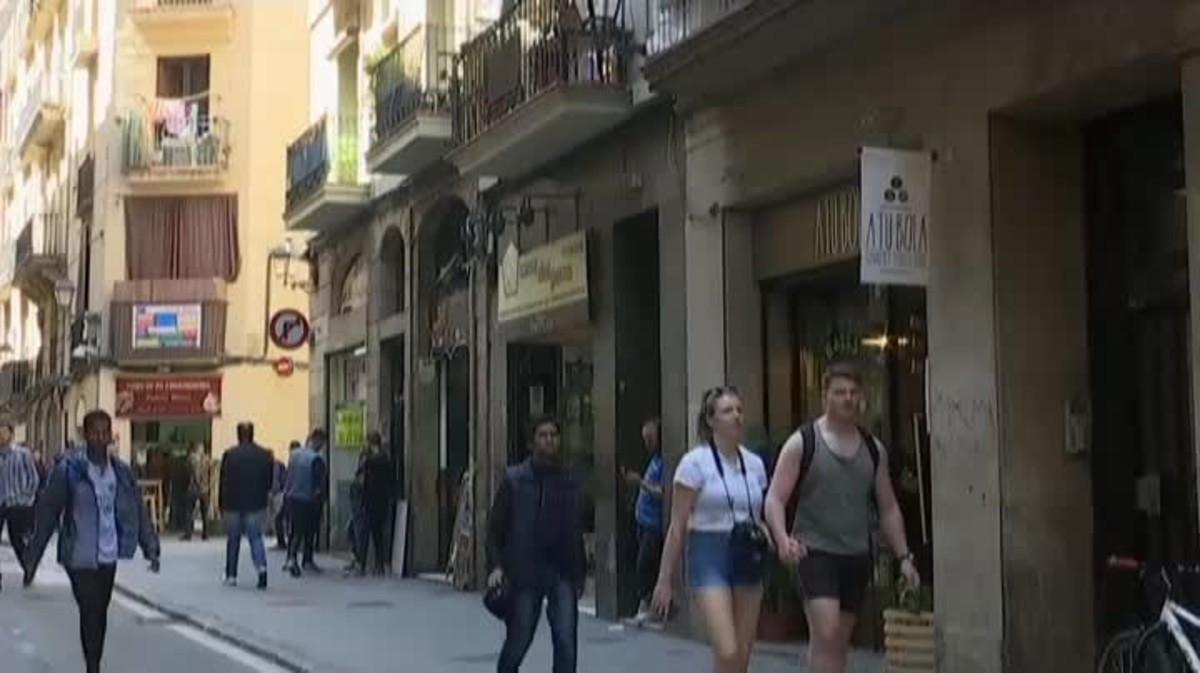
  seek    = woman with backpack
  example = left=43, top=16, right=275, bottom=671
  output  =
left=651, top=386, right=770, bottom=673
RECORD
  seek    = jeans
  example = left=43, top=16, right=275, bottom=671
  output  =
left=183, top=495, right=209, bottom=539
left=635, top=525, right=664, bottom=605
left=286, top=498, right=318, bottom=566
left=497, top=569, right=578, bottom=673
left=0, top=505, right=33, bottom=572
left=223, top=510, right=268, bottom=579
left=273, top=496, right=289, bottom=548
left=358, top=503, right=389, bottom=572
left=67, top=565, right=116, bottom=673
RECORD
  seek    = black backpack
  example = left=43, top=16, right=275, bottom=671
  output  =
left=783, top=422, right=881, bottom=528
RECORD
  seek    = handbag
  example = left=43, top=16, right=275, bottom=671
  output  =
left=483, top=582, right=511, bottom=620
left=709, top=443, right=768, bottom=575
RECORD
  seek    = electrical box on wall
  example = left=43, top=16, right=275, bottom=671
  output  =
left=1064, top=396, right=1091, bottom=456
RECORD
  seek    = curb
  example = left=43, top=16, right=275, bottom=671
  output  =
left=112, top=582, right=312, bottom=673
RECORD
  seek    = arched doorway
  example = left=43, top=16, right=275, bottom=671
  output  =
left=378, top=228, right=406, bottom=317
left=415, top=198, right=471, bottom=572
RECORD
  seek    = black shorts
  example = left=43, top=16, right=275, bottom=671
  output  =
left=797, top=550, right=871, bottom=614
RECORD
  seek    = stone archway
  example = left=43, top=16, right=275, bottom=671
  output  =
left=377, top=227, right=406, bottom=317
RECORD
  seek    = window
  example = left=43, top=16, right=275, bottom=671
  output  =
left=124, top=195, right=240, bottom=281
left=155, top=56, right=211, bottom=136
left=338, top=255, right=368, bottom=314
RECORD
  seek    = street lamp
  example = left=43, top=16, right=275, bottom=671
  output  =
left=53, top=279, right=75, bottom=312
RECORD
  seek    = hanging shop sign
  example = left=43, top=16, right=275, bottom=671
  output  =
left=498, top=230, right=589, bottom=324
left=860, top=147, right=932, bottom=286
left=115, top=376, right=222, bottom=418
left=133, top=304, right=202, bottom=349
left=334, top=402, right=366, bottom=448
left=269, top=309, right=311, bottom=350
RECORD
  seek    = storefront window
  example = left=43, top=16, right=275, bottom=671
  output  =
left=328, top=348, right=369, bottom=549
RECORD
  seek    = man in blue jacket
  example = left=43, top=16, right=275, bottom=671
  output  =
left=24, top=409, right=160, bottom=673
left=284, top=428, right=327, bottom=577
left=486, top=415, right=586, bottom=673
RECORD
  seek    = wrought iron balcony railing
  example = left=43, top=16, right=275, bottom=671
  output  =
left=453, top=0, right=630, bottom=146
left=370, top=24, right=464, bottom=148
left=285, top=114, right=360, bottom=213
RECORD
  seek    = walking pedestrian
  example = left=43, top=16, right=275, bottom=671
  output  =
left=622, top=417, right=664, bottom=627
left=651, top=386, right=769, bottom=673
left=218, top=423, right=275, bottom=590
left=764, top=362, right=921, bottom=673
left=271, top=441, right=297, bottom=551
left=284, top=429, right=327, bottom=577
left=0, top=423, right=39, bottom=588
left=182, top=442, right=212, bottom=541
left=24, top=409, right=160, bottom=673
left=487, top=415, right=586, bottom=673
left=360, top=432, right=393, bottom=576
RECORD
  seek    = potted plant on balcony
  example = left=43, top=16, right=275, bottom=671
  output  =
left=881, top=578, right=934, bottom=673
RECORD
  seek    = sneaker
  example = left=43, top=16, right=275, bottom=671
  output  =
left=302, top=561, right=323, bottom=575
left=223, top=576, right=237, bottom=587
left=257, top=572, right=268, bottom=590
left=286, top=562, right=301, bottom=578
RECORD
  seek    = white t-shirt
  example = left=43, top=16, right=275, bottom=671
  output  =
left=674, top=445, right=768, bottom=533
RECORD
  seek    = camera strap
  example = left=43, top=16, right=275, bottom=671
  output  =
left=708, top=442, right=758, bottom=525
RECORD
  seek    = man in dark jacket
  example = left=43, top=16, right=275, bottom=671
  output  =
left=24, top=410, right=160, bottom=673
left=486, top=415, right=586, bottom=673
left=359, top=432, right=394, bottom=575
left=218, top=422, right=274, bottom=589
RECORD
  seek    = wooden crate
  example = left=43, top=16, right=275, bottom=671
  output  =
left=884, top=609, right=935, bottom=673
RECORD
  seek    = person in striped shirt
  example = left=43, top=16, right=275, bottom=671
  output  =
left=0, top=423, right=39, bottom=588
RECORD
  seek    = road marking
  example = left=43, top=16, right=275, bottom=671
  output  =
left=111, top=594, right=292, bottom=673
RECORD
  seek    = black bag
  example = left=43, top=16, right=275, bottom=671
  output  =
left=709, top=443, right=768, bottom=576
left=483, top=583, right=511, bottom=620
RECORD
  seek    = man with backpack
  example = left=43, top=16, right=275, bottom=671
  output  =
left=765, top=362, right=920, bottom=673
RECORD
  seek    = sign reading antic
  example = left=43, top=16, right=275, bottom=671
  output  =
left=498, top=231, right=589, bottom=324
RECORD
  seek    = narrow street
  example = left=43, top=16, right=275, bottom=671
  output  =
left=0, top=550, right=288, bottom=673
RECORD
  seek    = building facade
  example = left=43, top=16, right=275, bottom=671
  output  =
left=290, top=0, right=1200, bottom=669
left=0, top=0, right=313, bottom=501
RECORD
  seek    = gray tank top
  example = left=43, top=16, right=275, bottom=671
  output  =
left=790, top=426, right=875, bottom=556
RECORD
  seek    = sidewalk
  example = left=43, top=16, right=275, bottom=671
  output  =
left=114, top=540, right=885, bottom=673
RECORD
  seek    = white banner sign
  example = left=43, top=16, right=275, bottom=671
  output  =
left=860, top=147, right=932, bottom=286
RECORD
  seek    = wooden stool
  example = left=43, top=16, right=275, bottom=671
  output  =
left=143, top=493, right=160, bottom=531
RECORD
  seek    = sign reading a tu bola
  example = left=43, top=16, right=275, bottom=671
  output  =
left=860, top=147, right=932, bottom=287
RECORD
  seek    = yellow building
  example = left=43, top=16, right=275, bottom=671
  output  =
left=0, top=0, right=312, bottom=481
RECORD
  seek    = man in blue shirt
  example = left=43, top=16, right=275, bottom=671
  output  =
left=25, top=409, right=160, bottom=673
left=284, top=429, right=327, bottom=577
left=623, top=418, right=664, bottom=627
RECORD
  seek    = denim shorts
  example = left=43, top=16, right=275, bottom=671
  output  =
left=687, top=530, right=764, bottom=589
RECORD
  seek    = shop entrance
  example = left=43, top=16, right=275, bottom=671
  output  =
left=762, top=265, right=929, bottom=645
left=438, top=349, right=470, bottom=567
left=1087, top=99, right=1198, bottom=637
left=131, top=419, right=212, bottom=536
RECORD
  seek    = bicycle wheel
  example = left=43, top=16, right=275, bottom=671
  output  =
left=1100, top=629, right=1143, bottom=673
left=1134, top=624, right=1187, bottom=673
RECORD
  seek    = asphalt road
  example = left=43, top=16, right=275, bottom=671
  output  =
left=0, top=551, right=289, bottom=673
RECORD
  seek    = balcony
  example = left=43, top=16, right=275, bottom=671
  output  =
left=130, top=0, right=234, bottom=44
left=26, top=0, right=65, bottom=49
left=0, top=148, right=15, bottom=195
left=449, top=0, right=632, bottom=180
left=13, top=212, right=69, bottom=298
left=366, top=24, right=464, bottom=176
left=16, top=71, right=66, bottom=164
left=0, top=361, right=33, bottom=412
left=642, top=0, right=918, bottom=100
left=284, top=114, right=369, bottom=233
left=110, top=278, right=227, bottom=365
left=71, top=0, right=99, bottom=69
left=122, top=105, right=230, bottom=185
